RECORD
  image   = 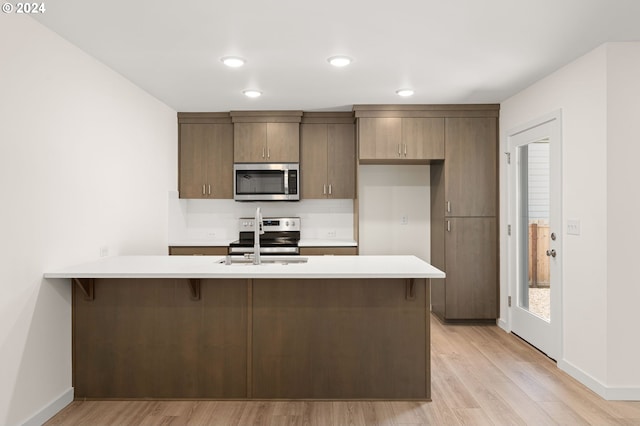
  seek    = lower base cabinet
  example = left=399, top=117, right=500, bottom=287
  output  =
left=168, top=246, right=228, bottom=256
left=431, top=217, right=498, bottom=320
left=299, top=247, right=357, bottom=256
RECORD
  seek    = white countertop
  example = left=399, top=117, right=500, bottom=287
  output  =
left=43, top=255, right=444, bottom=280
left=298, top=239, right=357, bottom=247
left=169, top=239, right=358, bottom=247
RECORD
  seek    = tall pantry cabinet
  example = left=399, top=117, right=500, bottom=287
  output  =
left=431, top=113, right=499, bottom=320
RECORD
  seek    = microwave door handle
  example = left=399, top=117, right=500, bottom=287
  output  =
left=283, top=169, right=289, bottom=195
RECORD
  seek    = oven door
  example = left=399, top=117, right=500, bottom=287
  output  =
left=234, top=163, right=299, bottom=201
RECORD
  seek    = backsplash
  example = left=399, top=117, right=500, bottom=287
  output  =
left=168, top=191, right=354, bottom=243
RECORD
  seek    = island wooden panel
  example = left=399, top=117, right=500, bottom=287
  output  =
left=252, top=278, right=429, bottom=399
left=73, top=278, right=248, bottom=398
left=72, top=277, right=430, bottom=400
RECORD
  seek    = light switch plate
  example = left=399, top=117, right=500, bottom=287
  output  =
left=567, top=219, right=581, bottom=235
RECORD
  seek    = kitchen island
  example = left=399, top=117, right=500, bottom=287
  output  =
left=45, top=255, right=444, bottom=400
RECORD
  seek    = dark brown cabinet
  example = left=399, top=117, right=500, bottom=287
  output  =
left=231, top=111, right=302, bottom=163
left=444, top=117, right=497, bottom=217
left=430, top=111, right=499, bottom=321
left=178, top=113, right=233, bottom=199
left=301, top=113, right=356, bottom=199
left=358, top=116, right=444, bottom=161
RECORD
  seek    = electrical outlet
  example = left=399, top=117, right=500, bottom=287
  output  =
left=99, top=246, right=109, bottom=257
left=567, top=219, right=581, bottom=236
left=327, top=230, right=337, bottom=238
left=401, top=215, right=409, bottom=225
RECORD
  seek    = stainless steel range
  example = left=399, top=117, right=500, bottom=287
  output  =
left=228, top=217, right=300, bottom=255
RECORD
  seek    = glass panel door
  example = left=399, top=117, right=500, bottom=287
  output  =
left=518, top=139, right=550, bottom=321
left=508, top=111, right=561, bottom=360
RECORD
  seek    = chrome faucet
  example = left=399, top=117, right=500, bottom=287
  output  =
left=253, top=207, right=264, bottom=265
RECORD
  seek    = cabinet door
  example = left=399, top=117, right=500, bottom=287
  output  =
left=327, top=123, right=356, bottom=198
left=266, top=123, right=299, bottom=162
left=359, top=117, right=402, bottom=160
left=300, top=124, right=329, bottom=198
left=234, top=123, right=267, bottom=162
left=179, top=124, right=208, bottom=199
left=444, top=217, right=498, bottom=319
left=205, top=123, right=233, bottom=199
left=445, top=117, right=497, bottom=216
left=402, top=118, right=445, bottom=160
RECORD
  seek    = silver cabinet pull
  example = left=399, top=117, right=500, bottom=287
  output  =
left=267, top=148, right=270, bottom=159
left=546, top=249, right=557, bottom=258
left=446, top=201, right=451, bottom=213
left=202, top=184, right=206, bottom=195
left=404, top=144, right=407, bottom=157
left=323, top=184, right=327, bottom=195
left=262, top=147, right=265, bottom=158
left=208, top=184, right=211, bottom=196
left=398, top=144, right=401, bottom=157
left=447, top=220, right=451, bottom=232
left=328, top=184, right=332, bottom=195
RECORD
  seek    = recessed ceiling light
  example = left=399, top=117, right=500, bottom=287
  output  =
left=327, top=56, right=352, bottom=67
left=396, top=89, right=415, bottom=97
left=221, top=56, right=246, bottom=68
left=242, top=89, right=262, bottom=98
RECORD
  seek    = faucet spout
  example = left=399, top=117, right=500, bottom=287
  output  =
left=253, top=207, right=264, bottom=265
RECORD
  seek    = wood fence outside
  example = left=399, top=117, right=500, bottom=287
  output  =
left=528, top=221, right=550, bottom=287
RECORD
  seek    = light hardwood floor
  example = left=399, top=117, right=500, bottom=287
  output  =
left=46, top=314, right=640, bottom=425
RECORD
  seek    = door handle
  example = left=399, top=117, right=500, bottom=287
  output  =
left=546, top=249, right=557, bottom=258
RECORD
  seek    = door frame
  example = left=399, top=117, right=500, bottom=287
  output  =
left=506, top=109, right=563, bottom=360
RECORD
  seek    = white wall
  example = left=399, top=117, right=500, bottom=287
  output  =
left=501, top=42, right=640, bottom=398
left=358, top=165, right=430, bottom=261
left=606, top=43, right=640, bottom=389
left=0, top=17, right=176, bottom=425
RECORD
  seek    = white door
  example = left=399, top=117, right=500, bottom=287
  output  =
left=507, top=111, right=562, bottom=360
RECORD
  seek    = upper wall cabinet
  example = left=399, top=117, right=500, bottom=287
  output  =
left=178, top=113, right=233, bottom=199
left=357, top=117, right=444, bottom=162
left=231, top=111, right=303, bottom=163
left=301, top=112, right=356, bottom=199
left=444, top=117, right=498, bottom=217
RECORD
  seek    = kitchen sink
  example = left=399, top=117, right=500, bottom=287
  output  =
left=219, top=255, right=308, bottom=265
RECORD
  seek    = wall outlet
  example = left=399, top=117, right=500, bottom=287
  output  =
left=327, top=230, right=337, bottom=238
left=401, top=215, right=409, bottom=225
left=567, top=219, right=581, bottom=236
left=206, top=232, right=216, bottom=238
left=99, top=246, right=109, bottom=257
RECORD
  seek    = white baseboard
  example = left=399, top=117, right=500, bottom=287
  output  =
left=558, top=360, right=640, bottom=401
left=497, top=318, right=509, bottom=332
left=22, top=387, right=73, bottom=426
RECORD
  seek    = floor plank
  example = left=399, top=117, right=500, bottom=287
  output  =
left=45, top=314, right=640, bottom=425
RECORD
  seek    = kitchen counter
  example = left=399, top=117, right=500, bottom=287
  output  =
left=298, top=238, right=357, bottom=247
left=168, top=238, right=358, bottom=247
left=49, top=255, right=443, bottom=400
left=44, top=254, right=441, bottom=279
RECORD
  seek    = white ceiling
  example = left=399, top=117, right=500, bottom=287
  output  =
left=33, top=0, right=640, bottom=112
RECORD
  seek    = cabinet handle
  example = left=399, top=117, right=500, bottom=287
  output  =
left=267, top=148, right=270, bottom=159
left=262, top=147, right=265, bottom=159
left=398, top=144, right=401, bottom=157
left=208, top=184, right=211, bottom=196
left=328, top=184, right=332, bottom=195
left=447, top=220, right=451, bottom=232
left=202, top=184, right=206, bottom=196
left=447, top=201, right=451, bottom=213
left=323, top=184, right=327, bottom=195
left=404, top=144, right=407, bottom=157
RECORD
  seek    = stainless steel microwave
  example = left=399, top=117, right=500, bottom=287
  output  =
left=234, top=163, right=300, bottom=201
